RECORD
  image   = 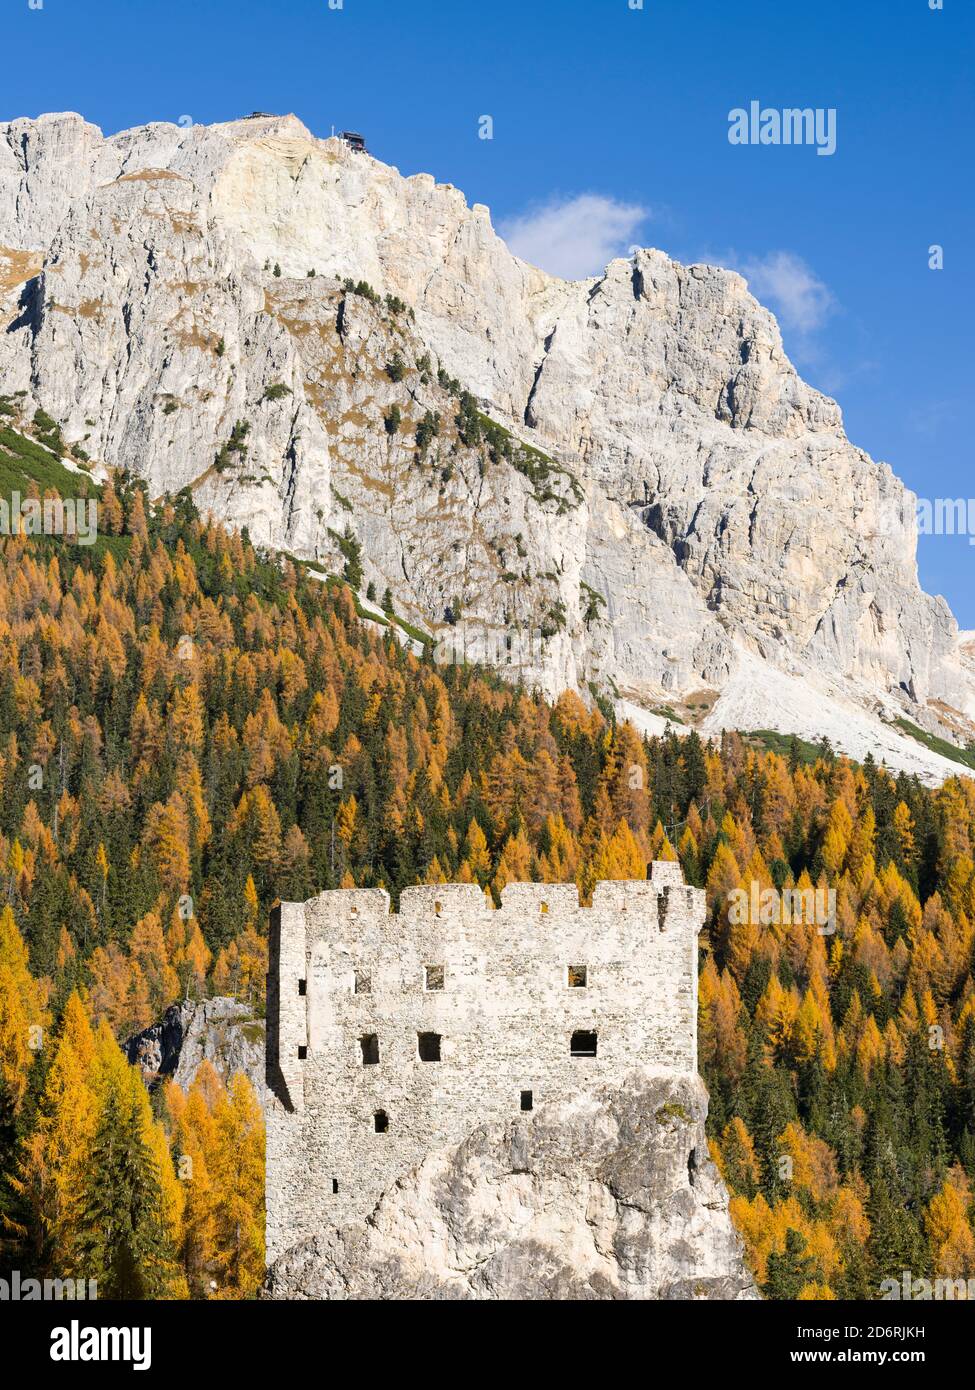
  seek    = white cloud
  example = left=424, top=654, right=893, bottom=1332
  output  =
left=737, top=250, right=836, bottom=335
left=499, top=194, right=649, bottom=280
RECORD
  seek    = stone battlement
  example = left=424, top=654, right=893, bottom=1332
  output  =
left=265, top=862, right=705, bottom=1262
left=297, top=860, right=695, bottom=928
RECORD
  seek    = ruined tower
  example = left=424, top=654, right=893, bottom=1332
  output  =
left=265, top=862, right=705, bottom=1263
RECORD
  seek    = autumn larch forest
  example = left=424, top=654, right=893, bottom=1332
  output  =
left=0, top=408, right=973, bottom=1300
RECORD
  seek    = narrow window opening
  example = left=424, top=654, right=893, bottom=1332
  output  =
left=567, top=964, right=588, bottom=988
left=418, top=1031, right=441, bottom=1062
left=434, top=899, right=443, bottom=916
left=570, top=1030, right=597, bottom=1058
left=424, top=964, right=445, bottom=991
left=520, top=1090, right=533, bottom=1112
left=540, top=902, right=549, bottom=914
left=374, top=1110, right=388, bottom=1133
left=297, top=1045, right=307, bottom=1060
left=298, top=977, right=307, bottom=997
left=354, top=971, right=371, bottom=995
left=360, top=1033, right=379, bottom=1066
left=332, top=1178, right=339, bottom=1195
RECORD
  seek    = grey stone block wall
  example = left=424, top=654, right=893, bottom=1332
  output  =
left=266, top=861, right=704, bottom=1263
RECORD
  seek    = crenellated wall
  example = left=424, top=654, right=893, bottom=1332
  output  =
left=265, top=862, right=704, bottom=1262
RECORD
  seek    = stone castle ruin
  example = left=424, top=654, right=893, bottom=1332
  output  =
left=265, top=862, right=705, bottom=1263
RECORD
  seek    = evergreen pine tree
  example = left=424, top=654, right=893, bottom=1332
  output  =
left=73, top=1083, right=179, bottom=1299
left=763, top=1228, right=818, bottom=1299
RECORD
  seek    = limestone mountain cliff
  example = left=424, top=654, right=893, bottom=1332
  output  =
left=262, top=1071, right=758, bottom=1300
left=2, top=110, right=973, bottom=779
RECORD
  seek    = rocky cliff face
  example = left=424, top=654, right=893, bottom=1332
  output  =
left=262, top=1071, right=757, bottom=1300
left=124, top=997, right=266, bottom=1101
left=3, top=111, right=973, bottom=778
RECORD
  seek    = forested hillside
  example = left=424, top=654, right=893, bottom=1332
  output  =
left=0, top=411, right=973, bottom=1297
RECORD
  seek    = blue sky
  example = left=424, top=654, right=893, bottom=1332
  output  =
left=5, top=0, right=974, bottom=622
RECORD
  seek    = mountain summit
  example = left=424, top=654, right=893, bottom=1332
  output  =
left=2, top=111, right=972, bottom=779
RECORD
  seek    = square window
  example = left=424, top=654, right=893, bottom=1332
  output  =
left=424, top=964, right=445, bottom=991
left=570, top=1030, right=597, bottom=1058
left=360, top=1034, right=379, bottom=1066
left=520, top=1090, right=533, bottom=1111
left=297, top=1045, right=307, bottom=1060
left=418, top=1032, right=441, bottom=1062
left=374, top=1110, right=388, bottom=1133
left=567, top=965, right=588, bottom=988
left=354, top=971, right=371, bottom=995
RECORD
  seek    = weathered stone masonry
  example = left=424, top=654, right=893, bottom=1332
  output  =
left=266, top=861, right=705, bottom=1263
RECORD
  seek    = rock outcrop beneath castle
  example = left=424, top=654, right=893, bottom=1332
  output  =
left=263, top=1070, right=758, bottom=1300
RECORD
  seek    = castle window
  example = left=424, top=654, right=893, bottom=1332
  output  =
left=570, top=1030, right=597, bottom=1058
left=374, top=1110, right=389, bottom=1133
left=360, top=1034, right=379, bottom=1066
left=298, top=978, right=306, bottom=997
left=332, top=1178, right=339, bottom=1194
left=434, top=900, right=443, bottom=916
left=520, top=1090, right=533, bottom=1111
left=298, top=1045, right=307, bottom=1060
left=424, top=964, right=445, bottom=991
left=541, top=902, right=549, bottom=914
left=567, top=965, right=588, bottom=988
left=418, top=1032, right=441, bottom=1062
left=354, top=970, right=371, bottom=994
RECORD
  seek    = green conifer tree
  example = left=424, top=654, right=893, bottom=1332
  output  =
left=73, top=1085, right=179, bottom=1299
